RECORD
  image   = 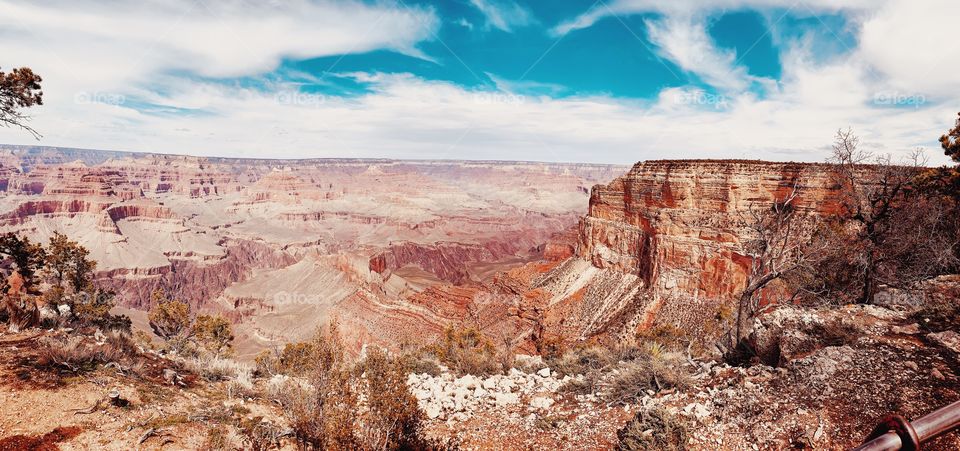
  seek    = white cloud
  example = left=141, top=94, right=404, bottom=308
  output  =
left=1, top=62, right=953, bottom=165
left=644, top=15, right=754, bottom=93
left=469, top=0, right=535, bottom=32
left=0, top=0, right=955, bottom=167
left=859, top=0, right=960, bottom=98
left=0, top=0, right=438, bottom=82
left=551, top=0, right=878, bottom=36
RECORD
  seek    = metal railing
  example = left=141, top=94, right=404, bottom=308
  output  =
left=854, top=400, right=960, bottom=451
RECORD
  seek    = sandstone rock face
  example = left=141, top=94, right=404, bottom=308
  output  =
left=578, top=160, right=838, bottom=300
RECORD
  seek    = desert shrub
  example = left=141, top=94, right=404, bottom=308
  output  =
left=203, top=426, right=230, bottom=451
left=104, top=329, right=139, bottom=358
left=148, top=292, right=191, bottom=341
left=1, top=295, right=40, bottom=331
left=617, top=407, right=688, bottom=451
left=636, top=323, right=690, bottom=351
left=238, top=417, right=284, bottom=451
left=192, top=314, right=234, bottom=356
left=72, top=289, right=128, bottom=331
left=547, top=344, right=615, bottom=377
left=431, top=325, right=503, bottom=376
left=38, top=333, right=140, bottom=374
left=227, top=368, right=257, bottom=399
left=133, top=330, right=156, bottom=350
left=399, top=349, right=442, bottom=377
left=266, top=374, right=312, bottom=402
left=512, top=354, right=548, bottom=374
left=255, top=341, right=317, bottom=377
left=185, top=354, right=252, bottom=382
left=285, top=322, right=358, bottom=450
left=603, top=345, right=690, bottom=406
left=38, top=336, right=102, bottom=372
left=357, top=347, right=429, bottom=450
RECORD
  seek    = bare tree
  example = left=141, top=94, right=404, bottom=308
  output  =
left=733, top=180, right=819, bottom=344
left=0, top=67, right=43, bottom=139
left=826, top=129, right=926, bottom=303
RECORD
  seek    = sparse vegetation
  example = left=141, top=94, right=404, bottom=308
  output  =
left=547, top=344, right=614, bottom=378
left=356, top=347, right=428, bottom=450
left=148, top=290, right=191, bottom=343
left=281, top=321, right=359, bottom=450
left=193, top=314, right=235, bottom=356
left=431, top=325, right=504, bottom=376
left=0, top=66, right=43, bottom=138
left=805, top=129, right=959, bottom=304
left=37, top=331, right=141, bottom=376
left=617, top=407, right=688, bottom=451
left=148, top=288, right=234, bottom=357
left=603, top=343, right=690, bottom=406
left=255, top=341, right=317, bottom=377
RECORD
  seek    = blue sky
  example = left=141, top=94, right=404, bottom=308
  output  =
left=0, top=0, right=957, bottom=164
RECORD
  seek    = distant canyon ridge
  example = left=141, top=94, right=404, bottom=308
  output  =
left=0, top=147, right=847, bottom=358
left=0, top=146, right=628, bottom=357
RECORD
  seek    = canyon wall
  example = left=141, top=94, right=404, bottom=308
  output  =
left=577, top=160, right=839, bottom=301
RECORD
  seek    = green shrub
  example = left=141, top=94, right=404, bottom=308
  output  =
left=192, top=314, right=234, bottom=356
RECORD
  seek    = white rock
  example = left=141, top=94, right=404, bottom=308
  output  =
left=474, top=387, right=488, bottom=399
left=494, top=392, right=519, bottom=407
left=426, top=403, right=442, bottom=419
left=530, top=395, right=554, bottom=410
left=537, top=368, right=551, bottom=378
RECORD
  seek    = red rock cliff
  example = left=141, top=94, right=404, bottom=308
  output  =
left=577, top=160, right=840, bottom=301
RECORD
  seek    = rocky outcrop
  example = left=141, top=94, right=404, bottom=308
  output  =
left=578, top=160, right=840, bottom=301
left=370, top=241, right=527, bottom=285
left=407, top=366, right=567, bottom=421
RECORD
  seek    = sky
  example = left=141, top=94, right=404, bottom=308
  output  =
left=0, top=0, right=958, bottom=164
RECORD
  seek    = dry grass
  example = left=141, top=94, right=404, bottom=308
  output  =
left=430, top=325, right=505, bottom=376
left=36, top=331, right=142, bottom=375
left=184, top=354, right=252, bottom=382
left=603, top=344, right=691, bottom=406
left=547, top=345, right=615, bottom=377
left=617, top=407, right=688, bottom=451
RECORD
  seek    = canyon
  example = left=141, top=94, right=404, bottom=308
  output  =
left=1, top=147, right=957, bottom=450
left=0, top=145, right=628, bottom=358
left=0, top=148, right=854, bottom=358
